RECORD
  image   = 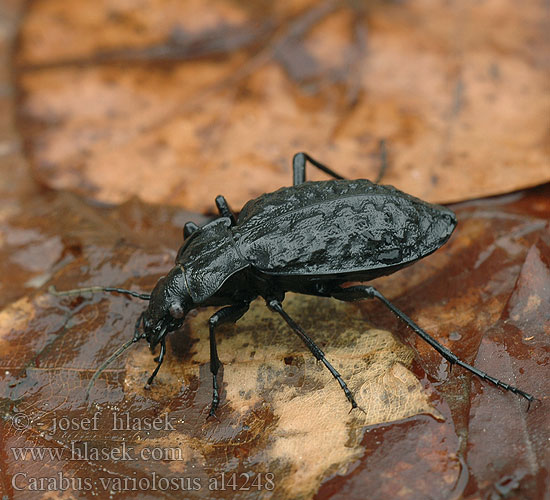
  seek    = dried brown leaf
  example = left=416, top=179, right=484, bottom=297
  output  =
left=16, top=0, right=550, bottom=213
left=1, top=1, right=549, bottom=498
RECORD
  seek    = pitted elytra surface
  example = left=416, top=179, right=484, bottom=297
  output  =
left=235, top=180, right=456, bottom=275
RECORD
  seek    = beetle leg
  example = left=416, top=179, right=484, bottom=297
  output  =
left=374, top=139, right=388, bottom=184
left=207, top=303, right=250, bottom=418
left=215, top=195, right=237, bottom=225
left=144, top=339, right=166, bottom=389
left=331, top=285, right=536, bottom=408
left=293, top=142, right=388, bottom=185
left=292, top=152, right=345, bottom=186
left=267, top=298, right=363, bottom=413
left=183, top=221, right=199, bottom=239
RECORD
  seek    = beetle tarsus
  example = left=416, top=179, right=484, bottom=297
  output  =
left=144, top=339, right=166, bottom=389
left=349, top=403, right=366, bottom=415
left=331, top=284, right=536, bottom=404
left=208, top=379, right=220, bottom=420
left=525, top=397, right=541, bottom=412
left=207, top=404, right=220, bottom=422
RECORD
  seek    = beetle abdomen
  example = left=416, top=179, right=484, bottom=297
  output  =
left=235, top=180, right=456, bottom=276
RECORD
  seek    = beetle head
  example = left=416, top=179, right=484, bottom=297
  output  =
left=141, top=266, right=192, bottom=349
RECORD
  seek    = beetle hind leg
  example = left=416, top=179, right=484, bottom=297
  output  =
left=293, top=141, right=388, bottom=185
left=331, top=285, right=536, bottom=408
left=267, top=298, right=364, bottom=413
left=215, top=195, right=237, bottom=225
left=292, top=153, right=345, bottom=186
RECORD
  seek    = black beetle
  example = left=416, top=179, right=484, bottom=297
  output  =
left=52, top=153, right=535, bottom=415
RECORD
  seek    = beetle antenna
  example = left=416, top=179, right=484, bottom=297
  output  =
left=49, top=285, right=150, bottom=301
left=85, top=336, right=144, bottom=400
left=85, top=312, right=146, bottom=400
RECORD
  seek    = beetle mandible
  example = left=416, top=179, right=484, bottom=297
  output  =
left=53, top=153, right=535, bottom=416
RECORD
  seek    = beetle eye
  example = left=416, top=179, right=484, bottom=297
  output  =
left=169, top=303, right=185, bottom=319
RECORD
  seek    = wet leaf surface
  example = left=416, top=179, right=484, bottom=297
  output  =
left=15, top=0, right=550, bottom=213
left=0, top=1, right=549, bottom=499
left=1, top=179, right=549, bottom=499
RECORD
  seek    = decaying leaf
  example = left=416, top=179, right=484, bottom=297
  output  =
left=16, top=0, right=550, bottom=212
left=1, top=1, right=549, bottom=498
left=465, top=237, right=550, bottom=498
left=1, top=187, right=549, bottom=499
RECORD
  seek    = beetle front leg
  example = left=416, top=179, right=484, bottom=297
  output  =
left=267, top=298, right=363, bottom=413
left=331, top=285, right=536, bottom=408
left=144, top=339, right=166, bottom=389
left=215, top=195, right=237, bottom=225
left=207, top=303, right=250, bottom=418
left=183, top=221, right=199, bottom=239
left=292, top=152, right=345, bottom=186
